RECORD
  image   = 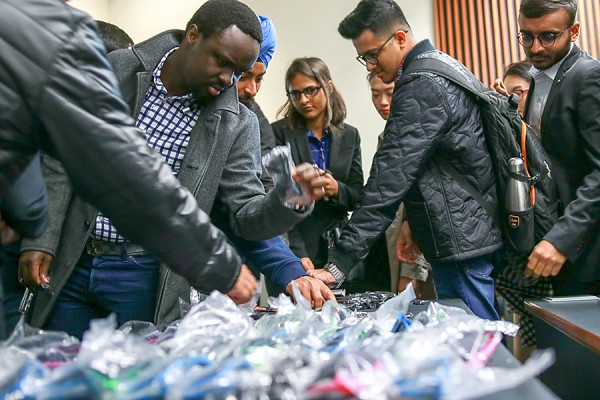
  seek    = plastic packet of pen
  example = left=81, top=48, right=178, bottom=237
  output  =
left=262, top=144, right=311, bottom=205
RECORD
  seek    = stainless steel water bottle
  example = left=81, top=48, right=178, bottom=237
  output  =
left=506, top=158, right=531, bottom=212
left=505, top=157, right=534, bottom=253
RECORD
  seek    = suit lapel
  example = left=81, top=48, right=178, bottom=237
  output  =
left=328, top=127, right=344, bottom=175
left=541, top=46, right=582, bottom=129
left=290, top=127, right=312, bottom=164
left=523, top=78, right=535, bottom=122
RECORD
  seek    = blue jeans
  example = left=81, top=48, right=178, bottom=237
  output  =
left=46, top=251, right=160, bottom=339
left=430, top=252, right=501, bottom=320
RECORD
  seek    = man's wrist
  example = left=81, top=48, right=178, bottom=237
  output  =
left=324, top=262, right=345, bottom=288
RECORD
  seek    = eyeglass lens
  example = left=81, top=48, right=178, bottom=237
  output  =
left=289, top=86, right=321, bottom=100
left=519, top=31, right=564, bottom=48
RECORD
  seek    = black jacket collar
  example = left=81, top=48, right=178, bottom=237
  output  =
left=403, top=39, right=436, bottom=69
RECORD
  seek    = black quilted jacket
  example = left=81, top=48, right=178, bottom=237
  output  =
left=332, top=40, right=503, bottom=273
left=0, top=0, right=243, bottom=292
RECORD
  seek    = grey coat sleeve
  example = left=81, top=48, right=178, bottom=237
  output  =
left=32, top=9, right=241, bottom=292
left=218, top=108, right=313, bottom=241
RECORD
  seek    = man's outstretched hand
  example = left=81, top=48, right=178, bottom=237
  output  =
left=286, top=276, right=336, bottom=309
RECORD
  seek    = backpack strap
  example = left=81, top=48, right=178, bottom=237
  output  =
left=405, top=57, right=498, bottom=220
left=520, top=120, right=537, bottom=205
left=403, top=57, right=489, bottom=102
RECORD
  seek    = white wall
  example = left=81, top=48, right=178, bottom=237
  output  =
left=70, top=0, right=434, bottom=173
left=68, top=0, right=109, bottom=21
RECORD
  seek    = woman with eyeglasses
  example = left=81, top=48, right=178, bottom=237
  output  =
left=272, top=57, right=365, bottom=274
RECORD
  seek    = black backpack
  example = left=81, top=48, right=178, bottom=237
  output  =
left=403, top=57, right=559, bottom=257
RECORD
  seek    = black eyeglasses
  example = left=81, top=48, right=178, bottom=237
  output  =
left=287, top=85, right=322, bottom=101
left=518, top=27, right=570, bottom=48
left=356, top=30, right=407, bottom=66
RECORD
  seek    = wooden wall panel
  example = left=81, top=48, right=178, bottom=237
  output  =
left=433, top=0, right=600, bottom=86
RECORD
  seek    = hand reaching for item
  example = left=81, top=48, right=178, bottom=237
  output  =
left=286, top=276, right=336, bottom=309
left=307, top=268, right=337, bottom=286
left=322, top=170, right=339, bottom=197
left=301, top=257, right=315, bottom=272
left=226, top=264, right=258, bottom=304
left=292, top=163, right=329, bottom=203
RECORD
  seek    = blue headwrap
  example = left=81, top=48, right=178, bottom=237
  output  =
left=257, top=14, right=277, bottom=70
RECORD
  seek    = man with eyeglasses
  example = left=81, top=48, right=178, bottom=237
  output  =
left=518, top=0, right=600, bottom=295
left=309, top=0, right=503, bottom=320
left=18, top=0, right=330, bottom=338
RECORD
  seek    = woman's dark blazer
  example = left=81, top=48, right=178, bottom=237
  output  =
left=272, top=119, right=364, bottom=267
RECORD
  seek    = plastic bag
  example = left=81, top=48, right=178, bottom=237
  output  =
left=27, top=363, right=101, bottom=400
left=117, top=320, right=162, bottom=344
left=442, top=349, right=555, bottom=400
left=0, top=347, right=48, bottom=399
left=166, top=291, right=254, bottom=361
left=76, top=314, right=166, bottom=380
left=167, top=358, right=270, bottom=400
left=3, top=318, right=80, bottom=366
left=375, top=282, right=416, bottom=332
left=262, top=145, right=311, bottom=205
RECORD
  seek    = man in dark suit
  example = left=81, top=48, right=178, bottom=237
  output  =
left=519, top=0, right=600, bottom=294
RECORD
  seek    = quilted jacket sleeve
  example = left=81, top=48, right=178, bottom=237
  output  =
left=7, top=1, right=242, bottom=292
left=331, top=75, right=452, bottom=274
left=218, top=107, right=313, bottom=241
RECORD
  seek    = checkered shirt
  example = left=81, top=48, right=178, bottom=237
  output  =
left=93, top=47, right=202, bottom=242
left=307, top=128, right=331, bottom=171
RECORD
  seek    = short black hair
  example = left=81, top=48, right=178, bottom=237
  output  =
left=95, top=20, right=133, bottom=52
left=520, top=0, right=578, bottom=26
left=186, top=0, right=262, bottom=44
left=338, top=0, right=411, bottom=40
left=503, top=61, right=533, bottom=82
